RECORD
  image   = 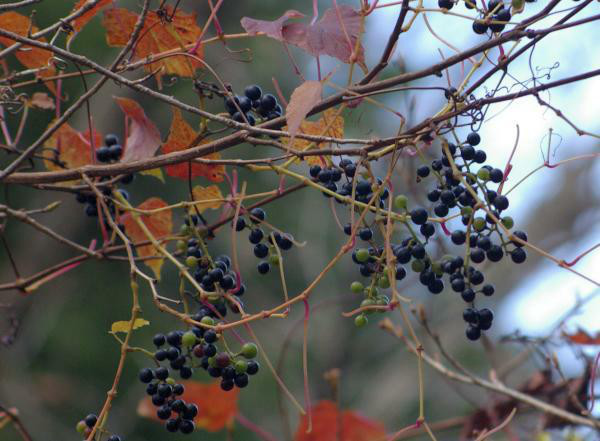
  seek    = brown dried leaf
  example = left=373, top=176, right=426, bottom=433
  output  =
left=286, top=80, right=322, bottom=143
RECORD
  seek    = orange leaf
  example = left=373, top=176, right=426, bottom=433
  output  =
left=295, top=401, right=386, bottom=441
left=286, top=80, right=323, bottom=143
left=0, top=12, right=56, bottom=93
left=114, top=97, right=161, bottom=162
left=137, top=380, right=239, bottom=432
left=285, top=108, right=344, bottom=166
left=42, top=121, right=101, bottom=171
left=71, top=0, right=113, bottom=34
left=162, top=108, right=225, bottom=182
left=191, top=185, right=224, bottom=213
left=563, top=328, right=600, bottom=345
left=103, top=6, right=203, bottom=81
left=120, top=197, right=172, bottom=280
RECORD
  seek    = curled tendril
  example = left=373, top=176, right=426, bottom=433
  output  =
left=51, top=57, right=69, bottom=71
left=535, top=61, right=560, bottom=80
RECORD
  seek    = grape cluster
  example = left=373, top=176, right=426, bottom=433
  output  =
left=76, top=413, right=122, bottom=440
left=309, top=159, right=390, bottom=210
left=234, top=207, right=295, bottom=275
left=75, top=185, right=131, bottom=219
left=141, top=311, right=260, bottom=397
left=437, top=1, right=516, bottom=35
left=138, top=360, right=197, bottom=434
left=95, top=133, right=123, bottom=163
left=224, top=84, right=282, bottom=126
left=306, top=131, right=527, bottom=341
left=176, top=216, right=248, bottom=315
left=74, top=133, right=133, bottom=218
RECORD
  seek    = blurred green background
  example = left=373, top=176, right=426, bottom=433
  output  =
left=1, top=1, right=599, bottom=441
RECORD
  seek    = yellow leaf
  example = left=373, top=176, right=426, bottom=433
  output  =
left=140, top=167, right=165, bottom=182
left=110, top=318, right=150, bottom=334
left=283, top=108, right=344, bottom=166
left=190, top=185, right=224, bottom=213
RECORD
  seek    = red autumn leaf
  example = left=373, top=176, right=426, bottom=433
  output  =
left=120, top=197, right=172, bottom=280
left=294, top=400, right=386, bottom=441
left=0, top=12, right=56, bottom=93
left=241, top=6, right=366, bottom=69
left=70, top=0, right=113, bottom=34
left=563, top=328, right=600, bottom=345
left=42, top=122, right=101, bottom=171
left=240, top=10, right=305, bottom=40
left=103, top=6, right=203, bottom=81
left=114, top=97, right=161, bottom=163
left=137, top=380, right=239, bottom=432
left=286, top=80, right=323, bottom=142
left=162, top=108, right=225, bottom=182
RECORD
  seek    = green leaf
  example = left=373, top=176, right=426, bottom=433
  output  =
left=110, top=318, right=150, bottom=334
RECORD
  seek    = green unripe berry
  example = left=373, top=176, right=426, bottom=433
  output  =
left=411, top=259, right=425, bottom=273
left=166, top=377, right=176, bottom=385
left=176, top=240, right=186, bottom=252
left=355, top=248, right=370, bottom=263
left=201, top=316, right=215, bottom=326
left=350, top=281, right=364, bottom=293
left=268, top=254, right=280, bottom=265
left=76, top=421, right=87, bottom=434
left=378, top=275, right=390, bottom=289
left=501, top=216, right=514, bottom=229
left=364, top=286, right=379, bottom=297
left=461, top=206, right=473, bottom=216
left=394, top=195, right=408, bottom=210
left=477, top=168, right=490, bottom=181
left=360, top=298, right=376, bottom=314
left=185, top=256, right=198, bottom=268
left=208, top=356, right=217, bottom=368
left=473, top=217, right=486, bottom=232
left=431, top=261, right=443, bottom=276
left=234, top=359, right=248, bottom=374
left=376, top=295, right=390, bottom=309
left=182, top=331, right=197, bottom=347
left=354, top=314, right=368, bottom=327
left=179, top=224, right=191, bottom=236
left=241, top=342, right=258, bottom=359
